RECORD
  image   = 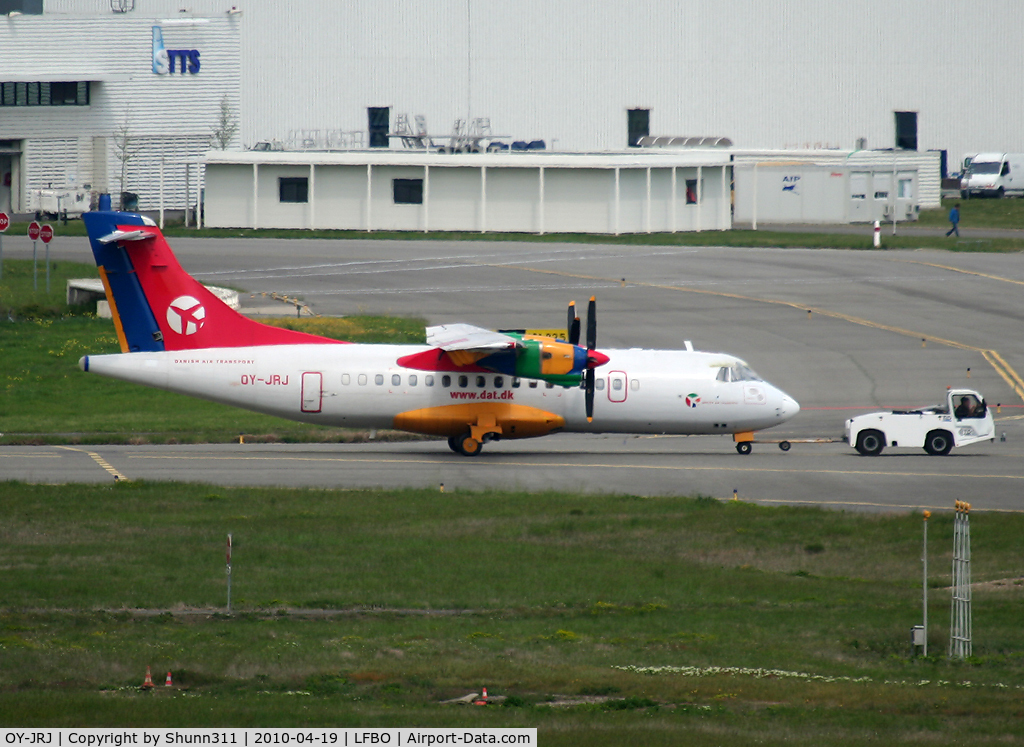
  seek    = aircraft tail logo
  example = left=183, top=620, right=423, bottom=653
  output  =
left=167, top=295, right=206, bottom=336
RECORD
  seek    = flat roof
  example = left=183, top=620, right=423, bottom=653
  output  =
left=203, top=149, right=733, bottom=169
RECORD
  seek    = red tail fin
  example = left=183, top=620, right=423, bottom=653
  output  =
left=86, top=212, right=344, bottom=350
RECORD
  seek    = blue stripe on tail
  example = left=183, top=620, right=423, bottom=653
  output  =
left=82, top=211, right=165, bottom=353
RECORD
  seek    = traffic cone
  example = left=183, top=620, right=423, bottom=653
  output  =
left=165, top=671, right=173, bottom=687
left=141, top=666, right=155, bottom=689
left=473, top=687, right=488, bottom=705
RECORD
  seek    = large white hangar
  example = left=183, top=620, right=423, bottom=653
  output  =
left=205, top=150, right=732, bottom=234
left=2, top=0, right=1022, bottom=218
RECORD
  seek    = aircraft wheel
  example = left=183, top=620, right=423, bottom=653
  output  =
left=447, top=436, right=461, bottom=454
left=455, top=433, right=483, bottom=456
left=778, top=441, right=791, bottom=452
left=855, top=429, right=884, bottom=456
left=736, top=441, right=753, bottom=455
left=923, top=429, right=954, bottom=456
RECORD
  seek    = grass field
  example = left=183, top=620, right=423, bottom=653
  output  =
left=1, top=481, right=1022, bottom=743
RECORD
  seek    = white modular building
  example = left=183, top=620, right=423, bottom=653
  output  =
left=204, top=149, right=732, bottom=234
left=2, top=0, right=1023, bottom=220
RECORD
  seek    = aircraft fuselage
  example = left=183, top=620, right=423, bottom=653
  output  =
left=82, top=344, right=798, bottom=438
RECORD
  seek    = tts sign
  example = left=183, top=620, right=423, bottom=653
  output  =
left=40, top=224, right=54, bottom=243
left=0, top=212, right=9, bottom=232
left=28, top=221, right=40, bottom=240
left=152, top=26, right=201, bottom=75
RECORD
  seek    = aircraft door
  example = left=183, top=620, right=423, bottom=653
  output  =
left=301, top=372, right=323, bottom=413
left=607, top=371, right=627, bottom=403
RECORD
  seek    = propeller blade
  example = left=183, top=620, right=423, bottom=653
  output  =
left=586, top=296, right=597, bottom=351
left=585, top=368, right=595, bottom=422
left=567, top=301, right=580, bottom=345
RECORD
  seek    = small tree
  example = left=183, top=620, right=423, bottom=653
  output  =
left=211, top=96, right=239, bottom=150
left=113, top=116, right=142, bottom=209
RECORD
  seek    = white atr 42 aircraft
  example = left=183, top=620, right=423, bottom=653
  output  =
left=79, top=210, right=800, bottom=455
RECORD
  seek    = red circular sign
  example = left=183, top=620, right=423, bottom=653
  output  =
left=28, top=221, right=40, bottom=240
left=0, top=212, right=9, bottom=232
left=40, top=224, right=54, bottom=244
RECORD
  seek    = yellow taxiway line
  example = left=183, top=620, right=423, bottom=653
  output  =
left=54, top=445, right=130, bottom=482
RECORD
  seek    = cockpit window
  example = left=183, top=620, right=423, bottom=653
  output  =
left=716, top=367, right=730, bottom=382
left=724, top=364, right=765, bottom=381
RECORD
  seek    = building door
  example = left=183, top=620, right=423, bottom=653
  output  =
left=627, top=109, right=649, bottom=147
left=301, top=372, right=323, bottom=413
left=849, top=172, right=869, bottom=221
left=895, top=111, right=917, bottom=150
left=368, top=107, right=391, bottom=148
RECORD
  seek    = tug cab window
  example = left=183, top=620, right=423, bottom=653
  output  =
left=954, top=394, right=985, bottom=419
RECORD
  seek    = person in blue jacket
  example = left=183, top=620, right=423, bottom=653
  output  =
left=946, top=203, right=961, bottom=237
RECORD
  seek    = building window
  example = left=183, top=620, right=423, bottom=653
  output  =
left=393, top=178, right=423, bottom=205
left=627, top=108, right=649, bottom=147
left=368, top=106, right=390, bottom=148
left=685, top=179, right=698, bottom=204
left=0, top=0, right=43, bottom=14
left=1, top=81, right=89, bottom=107
left=895, top=111, right=917, bottom=150
left=279, top=177, right=308, bottom=203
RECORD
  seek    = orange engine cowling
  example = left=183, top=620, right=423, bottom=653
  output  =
left=394, top=402, right=565, bottom=439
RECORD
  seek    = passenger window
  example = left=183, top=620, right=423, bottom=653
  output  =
left=1002, top=162, right=1010, bottom=176
left=546, top=382, right=554, bottom=389
left=612, top=379, right=623, bottom=391
left=442, top=375, right=451, bottom=387
left=375, top=374, right=384, bottom=385
left=458, top=375, right=468, bottom=388
left=529, top=380, right=538, bottom=388
left=512, top=377, right=521, bottom=388
left=408, top=374, right=417, bottom=386
left=495, top=376, right=504, bottom=388
left=630, top=379, right=639, bottom=391
left=392, top=374, right=401, bottom=386
left=595, top=378, right=605, bottom=391
left=341, top=373, right=351, bottom=385
left=425, top=375, right=434, bottom=387
left=358, top=374, right=367, bottom=386
left=476, top=375, right=486, bottom=388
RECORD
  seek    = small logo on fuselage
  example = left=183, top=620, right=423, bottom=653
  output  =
left=167, top=295, right=206, bottom=335
left=685, top=393, right=701, bottom=408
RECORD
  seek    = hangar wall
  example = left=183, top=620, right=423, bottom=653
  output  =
left=235, top=0, right=1024, bottom=165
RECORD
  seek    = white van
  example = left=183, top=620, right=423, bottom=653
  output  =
left=960, top=153, right=1024, bottom=197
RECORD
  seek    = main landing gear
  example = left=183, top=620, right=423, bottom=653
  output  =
left=448, top=433, right=485, bottom=456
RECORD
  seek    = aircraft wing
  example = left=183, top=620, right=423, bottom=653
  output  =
left=425, top=323, right=520, bottom=352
